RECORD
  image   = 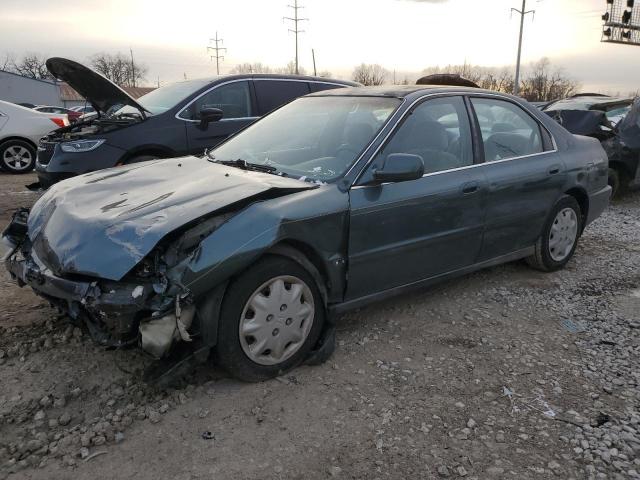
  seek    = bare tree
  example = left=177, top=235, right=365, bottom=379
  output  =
left=420, top=59, right=577, bottom=100
left=90, top=53, right=147, bottom=87
left=1, top=52, right=15, bottom=72
left=230, top=62, right=273, bottom=74
left=520, top=57, right=580, bottom=101
left=276, top=60, right=307, bottom=75
left=352, top=63, right=387, bottom=86
left=11, top=53, right=51, bottom=80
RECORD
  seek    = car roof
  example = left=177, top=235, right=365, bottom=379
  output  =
left=307, top=84, right=512, bottom=99
left=167, top=73, right=359, bottom=87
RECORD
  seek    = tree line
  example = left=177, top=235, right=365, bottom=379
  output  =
left=3, top=52, right=581, bottom=102
left=352, top=58, right=581, bottom=102
left=2, top=52, right=147, bottom=88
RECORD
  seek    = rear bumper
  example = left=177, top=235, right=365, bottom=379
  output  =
left=586, top=185, right=611, bottom=226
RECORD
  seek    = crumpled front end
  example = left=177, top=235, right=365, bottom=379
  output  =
left=3, top=208, right=195, bottom=357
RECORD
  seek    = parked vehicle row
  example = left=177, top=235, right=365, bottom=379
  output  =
left=542, top=93, right=640, bottom=196
left=33, top=105, right=83, bottom=123
left=32, top=57, right=357, bottom=188
left=0, top=101, right=69, bottom=173
left=3, top=85, right=611, bottom=381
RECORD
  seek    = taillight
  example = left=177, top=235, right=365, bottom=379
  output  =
left=50, top=117, right=68, bottom=128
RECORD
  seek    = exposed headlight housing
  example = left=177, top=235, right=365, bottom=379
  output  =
left=60, top=139, right=105, bottom=153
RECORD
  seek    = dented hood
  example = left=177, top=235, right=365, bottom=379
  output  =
left=28, top=157, right=314, bottom=281
left=46, top=57, right=148, bottom=115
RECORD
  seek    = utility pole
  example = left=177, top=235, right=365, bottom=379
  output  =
left=284, top=0, right=308, bottom=74
left=511, top=0, right=535, bottom=96
left=129, top=47, right=136, bottom=88
left=311, top=48, right=317, bottom=76
left=207, top=32, right=226, bottom=75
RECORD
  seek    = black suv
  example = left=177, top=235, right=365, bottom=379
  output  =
left=36, top=58, right=357, bottom=188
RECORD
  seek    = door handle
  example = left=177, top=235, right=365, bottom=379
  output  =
left=548, top=165, right=561, bottom=175
left=462, top=182, right=479, bottom=194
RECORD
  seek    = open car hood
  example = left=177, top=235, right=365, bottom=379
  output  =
left=27, top=157, right=315, bottom=281
left=46, top=57, right=149, bottom=116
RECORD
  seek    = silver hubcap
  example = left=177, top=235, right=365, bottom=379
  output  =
left=3, top=145, right=32, bottom=170
left=239, top=275, right=314, bottom=366
left=549, top=207, right=578, bottom=261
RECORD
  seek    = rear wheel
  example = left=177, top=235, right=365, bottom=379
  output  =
left=0, top=140, right=36, bottom=174
left=215, top=256, right=325, bottom=382
left=526, top=195, right=581, bottom=272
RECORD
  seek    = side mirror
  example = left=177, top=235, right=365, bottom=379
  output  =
left=372, top=153, right=424, bottom=183
left=199, top=107, right=224, bottom=127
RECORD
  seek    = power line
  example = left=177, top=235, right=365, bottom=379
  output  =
left=207, top=32, right=226, bottom=75
left=284, top=0, right=308, bottom=75
left=511, top=0, right=535, bottom=96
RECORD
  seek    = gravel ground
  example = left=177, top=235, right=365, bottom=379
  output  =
left=0, top=172, right=639, bottom=480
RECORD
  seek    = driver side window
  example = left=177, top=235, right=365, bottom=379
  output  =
left=179, top=81, right=252, bottom=121
left=375, top=96, right=473, bottom=175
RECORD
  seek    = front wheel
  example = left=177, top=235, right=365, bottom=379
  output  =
left=0, top=140, right=36, bottom=173
left=526, top=195, right=582, bottom=272
left=215, top=256, right=325, bottom=382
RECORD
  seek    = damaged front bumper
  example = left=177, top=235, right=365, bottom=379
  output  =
left=3, top=210, right=192, bottom=355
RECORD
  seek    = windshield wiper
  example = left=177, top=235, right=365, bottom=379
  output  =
left=216, top=158, right=278, bottom=174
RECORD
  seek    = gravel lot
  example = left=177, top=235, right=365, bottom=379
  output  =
left=0, top=172, right=639, bottom=480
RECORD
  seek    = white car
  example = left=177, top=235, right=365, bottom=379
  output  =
left=0, top=100, right=69, bottom=173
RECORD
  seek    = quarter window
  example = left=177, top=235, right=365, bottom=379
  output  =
left=254, top=80, right=310, bottom=115
left=375, top=96, right=473, bottom=175
left=471, top=98, right=543, bottom=161
left=178, top=81, right=252, bottom=121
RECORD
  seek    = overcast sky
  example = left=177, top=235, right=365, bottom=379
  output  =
left=2, top=0, right=638, bottom=93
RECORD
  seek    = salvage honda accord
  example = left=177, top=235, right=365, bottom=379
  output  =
left=3, top=86, right=611, bottom=382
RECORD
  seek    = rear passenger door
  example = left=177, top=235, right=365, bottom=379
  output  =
left=469, top=97, right=566, bottom=261
left=254, top=80, right=310, bottom=116
left=346, top=95, right=487, bottom=300
left=179, top=80, right=258, bottom=154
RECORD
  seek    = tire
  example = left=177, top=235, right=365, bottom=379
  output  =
left=0, top=140, right=36, bottom=174
left=526, top=195, right=582, bottom=272
left=215, top=255, right=326, bottom=382
left=608, top=167, right=629, bottom=199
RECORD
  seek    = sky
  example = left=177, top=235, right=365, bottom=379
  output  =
left=2, top=0, right=638, bottom=93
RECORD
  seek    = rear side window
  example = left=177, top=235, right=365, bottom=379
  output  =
left=309, top=82, right=344, bottom=93
left=471, top=98, right=543, bottom=161
left=254, top=80, right=309, bottom=115
left=179, top=81, right=252, bottom=121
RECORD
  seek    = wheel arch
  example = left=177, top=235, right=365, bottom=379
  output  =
left=194, top=239, right=331, bottom=350
left=0, top=136, right=38, bottom=150
left=265, top=241, right=330, bottom=306
left=117, top=144, right=177, bottom=165
left=563, top=187, right=589, bottom=233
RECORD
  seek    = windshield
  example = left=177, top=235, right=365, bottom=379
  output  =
left=209, top=96, right=401, bottom=182
left=114, top=78, right=214, bottom=116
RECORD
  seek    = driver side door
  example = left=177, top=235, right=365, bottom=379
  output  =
left=179, top=80, right=258, bottom=155
left=346, top=95, right=487, bottom=300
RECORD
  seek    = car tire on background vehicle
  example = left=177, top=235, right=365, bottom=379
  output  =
left=608, top=167, right=629, bottom=199
left=215, top=255, right=326, bottom=382
left=526, top=195, right=582, bottom=272
left=0, top=139, right=36, bottom=174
